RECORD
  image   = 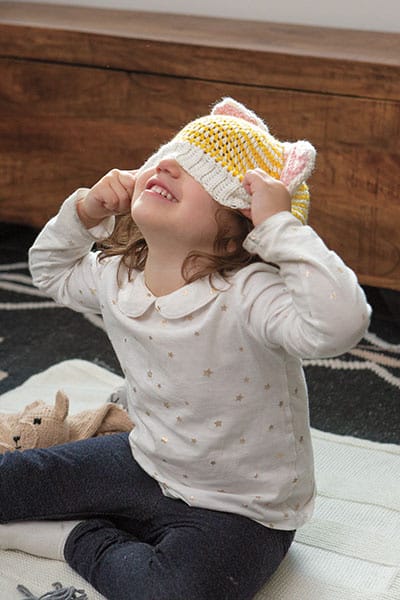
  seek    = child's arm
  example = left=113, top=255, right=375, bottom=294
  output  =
left=240, top=170, right=371, bottom=358
left=29, top=170, right=136, bottom=313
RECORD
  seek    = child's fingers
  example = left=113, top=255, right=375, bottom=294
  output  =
left=242, top=169, right=268, bottom=195
left=118, top=170, right=138, bottom=196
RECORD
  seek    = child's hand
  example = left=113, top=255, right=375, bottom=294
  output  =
left=241, top=169, right=291, bottom=227
left=77, top=169, right=138, bottom=228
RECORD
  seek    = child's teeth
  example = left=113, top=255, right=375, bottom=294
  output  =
left=152, top=185, right=176, bottom=202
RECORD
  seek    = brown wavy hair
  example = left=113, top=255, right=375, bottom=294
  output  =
left=98, top=206, right=260, bottom=285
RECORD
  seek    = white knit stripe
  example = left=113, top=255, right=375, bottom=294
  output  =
left=0, top=262, right=28, bottom=271
left=0, top=281, right=49, bottom=297
left=303, top=358, right=400, bottom=389
left=350, top=348, right=400, bottom=368
left=0, top=301, right=59, bottom=310
left=364, top=331, right=400, bottom=353
left=296, top=519, right=400, bottom=566
left=0, top=273, right=34, bottom=285
left=141, top=140, right=251, bottom=209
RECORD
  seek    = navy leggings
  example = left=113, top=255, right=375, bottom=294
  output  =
left=0, top=433, right=294, bottom=600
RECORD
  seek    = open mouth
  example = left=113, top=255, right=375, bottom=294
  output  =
left=146, top=180, right=178, bottom=203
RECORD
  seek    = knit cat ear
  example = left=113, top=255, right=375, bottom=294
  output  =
left=211, top=97, right=269, bottom=132
left=281, top=141, right=316, bottom=195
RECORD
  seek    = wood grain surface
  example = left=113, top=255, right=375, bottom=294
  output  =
left=0, top=3, right=399, bottom=289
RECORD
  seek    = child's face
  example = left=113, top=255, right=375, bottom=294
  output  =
left=131, top=158, right=229, bottom=254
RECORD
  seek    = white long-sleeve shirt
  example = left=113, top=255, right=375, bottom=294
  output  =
left=29, top=191, right=371, bottom=530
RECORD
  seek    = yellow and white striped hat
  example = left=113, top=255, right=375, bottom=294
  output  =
left=140, top=97, right=316, bottom=224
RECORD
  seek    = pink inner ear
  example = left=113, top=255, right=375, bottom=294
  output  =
left=213, top=103, right=258, bottom=127
left=281, top=142, right=315, bottom=193
left=212, top=97, right=269, bottom=131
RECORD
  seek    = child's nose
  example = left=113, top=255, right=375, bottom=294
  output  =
left=156, top=158, right=181, bottom=178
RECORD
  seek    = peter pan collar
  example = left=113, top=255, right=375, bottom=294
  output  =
left=117, top=271, right=230, bottom=319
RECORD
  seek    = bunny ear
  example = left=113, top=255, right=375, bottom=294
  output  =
left=211, top=97, right=269, bottom=132
left=281, top=141, right=316, bottom=195
left=55, top=390, right=69, bottom=422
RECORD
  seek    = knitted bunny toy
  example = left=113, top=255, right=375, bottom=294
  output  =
left=0, top=390, right=134, bottom=454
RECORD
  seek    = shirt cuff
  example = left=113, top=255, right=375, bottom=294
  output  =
left=243, top=211, right=300, bottom=255
left=61, top=189, right=116, bottom=241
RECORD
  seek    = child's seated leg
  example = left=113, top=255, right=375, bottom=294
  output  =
left=0, top=432, right=160, bottom=525
left=64, top=500, right=295, bottom=600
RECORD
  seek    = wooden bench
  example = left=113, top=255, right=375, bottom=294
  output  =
left=0, top=3, right=399, bottom=289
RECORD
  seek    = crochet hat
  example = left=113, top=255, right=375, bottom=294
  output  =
left=140, top=97, right=316, bottom=224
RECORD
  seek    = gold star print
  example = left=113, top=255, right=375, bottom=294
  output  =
left=161, top=436, right=168, bottom=444
left=221, top=304, right=228, bottom=311
left=244, top=377, right=250, bottom=383
left=239, top=347, right=244, bottom=352
left=90, top=288, right=96, bottom=295
left=210, top=460, right=216, bottom=466
left=240, top=437, right=246, bottom=444
left=269, top=425, right=274, bottom=431
left=194, top=331, right=200, bottom=336
left=203, top=368, right=213, bottom=377
left=191, top=438, right=197, bottom=444
left=146, top=410, right=151, bottom=416
left=168, top=352, right=174, bottom=359
left=161, top=319, right=168, bottom=326
left=214, top=420, right=222, bottom=427
left=164, top=401, right=171, bottom=409
left=299, top=435, right=304, bottom=443
left=149, top=336, right=153, bottom=340
left=235, top=394, right=243, bottom=402
left=264, top=384, right=271, bottom=391
left=176, top=416, right=183, bottom=424
left=147, top=370, right=153, bottom=378
left=185, top=315, right=194, bottom=321
left=279, top=400, right=284, bottom=407
left=157, top=383, right=162, bottom=389
left=112, top=299, right=117, bottom=305
left=183, top=474, right=188, bottom=479
left=330, top=291, right=337, bottom=300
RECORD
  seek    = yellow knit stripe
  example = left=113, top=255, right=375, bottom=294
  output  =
left=291, top=182, right=310, bottom=224
left=177, top=118, right=283, bottom=180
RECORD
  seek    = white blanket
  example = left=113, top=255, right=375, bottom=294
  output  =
left=1, top=360, right=399, bottom=600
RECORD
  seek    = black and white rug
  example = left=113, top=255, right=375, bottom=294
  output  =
left=1, top=223, right=399, bottom=444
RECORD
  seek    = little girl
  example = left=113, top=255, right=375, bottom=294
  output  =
left=0, top=98, right=370, bottom=600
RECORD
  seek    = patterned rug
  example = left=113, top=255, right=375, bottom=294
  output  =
left=1, top=223, right=399, bottom=444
